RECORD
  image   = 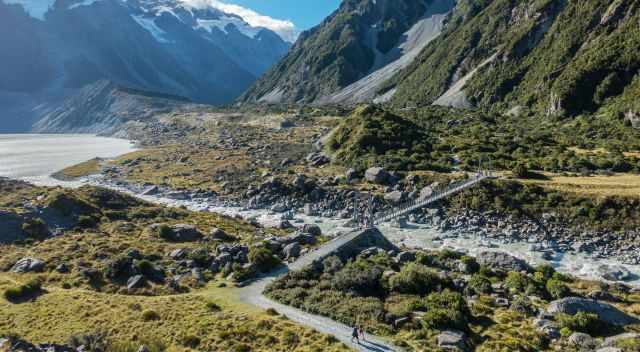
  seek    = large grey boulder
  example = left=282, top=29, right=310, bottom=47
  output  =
left=11, top=257, right=45, bottom=273
left=419, top=183, right=439, bottom=199
left=437, top=330, right=468, bottom=351
left=210, top=227, right=233, bottom=241
left=568, top=332, right=596, bottom=350
left=302, top=224, right=322, bottom=237
left=598, top=264, right=635, bottom=282
left=533, top=318, right=560, bottom=339
left=283, top=242, right=301, bottom=260
left=384, top=190, right=405, bottom=204
left=170, top=224, right=203, bottom=242
left=127, top=275, right=146, bottom=291
left=476, top=251, right=532, bottom=272
left=365, top=167, right=390, bottom=184
left=601, top=332, right=640, bottom=347
left=548, top=297, right=640, bottom=326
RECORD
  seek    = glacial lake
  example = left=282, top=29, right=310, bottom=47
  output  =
left=0, top=134, right=136, bottom=185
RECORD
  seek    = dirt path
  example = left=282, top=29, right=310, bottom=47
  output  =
left=237, top=231, right=401, bottom=352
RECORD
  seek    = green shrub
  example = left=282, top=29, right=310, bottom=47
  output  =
left=467, top=274, right=492, bottom=295
left=460, top=256, right=480, bottom=273
left=535, top=264, right=556, bottom=280
left=156, top=225, right=174, bottom=240
left=266, top=308, right=279, bottom=316
left=181, top=335, right=200, bottom=348
left=546, top=279, right=570, bottom=299
left=557, top=312, right=604, bottom=335
left=142, top=310, right=161, bottom=321
left=4, top=279, right=42, bottom=302
left=512, top=164, right=529, bottom=179
left=504, top=272, right=530, bottom=294
left=421, top=290, right=469, bottom=331
left=68, top=330, right=109, bottom=352
left=249, top=247, right=281, bottom=273
left=21, top=218, right=49, bottom=239
left=77, top=215, right=97, bottom=228
left=282, top=330, right=299, bottom=346
left=332, top=263, right=383, bottom=296
left=206, top=301, right=221, bottom=312
left=388, top=263, right=439, bottom=295
left=510, top=295, right=536, bottom=316
left=323, top=256, right=343, bottom=274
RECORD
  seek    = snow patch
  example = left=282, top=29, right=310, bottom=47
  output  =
left=131, top=15, right=172, bottom=44
left=68, top=0, right=102, bottom=10
left=2, top=0, right=56, bottom=20
left=196, top=16, right=261, bottom=38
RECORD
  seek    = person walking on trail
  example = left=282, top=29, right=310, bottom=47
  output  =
left=351, top=326, right=360, bottom=344
left=358, top=325, right=366, bottom=342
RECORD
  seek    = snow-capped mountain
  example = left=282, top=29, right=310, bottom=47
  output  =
left=0, top=0, right=290, bottom=132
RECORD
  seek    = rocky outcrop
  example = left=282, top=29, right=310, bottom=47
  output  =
left=548, top=297, right=640, bottom=326
left=476, top=251, right=532, bottom=272
left=11, top=257, right=45, bottom=273
left=365, top=167, right=390, bottom=185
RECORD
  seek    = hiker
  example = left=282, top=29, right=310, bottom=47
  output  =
left=358, top=325, right=366, bottom=342
left=351, top=326, right=360, bottom=344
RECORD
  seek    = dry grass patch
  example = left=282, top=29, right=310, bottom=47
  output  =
left=522, top=173, right=640, bottom=197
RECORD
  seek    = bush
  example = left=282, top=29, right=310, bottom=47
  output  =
left=266, top=308, right=279, bottom=316
left=206, top=301, right=221, bottom=312
left=21, top=218, right=49, bottom=239
left=4, top=279, right=42, bottom=302
left=388, top=263, right=439, bottom=295
left=181, top=335, right=200, bottom=348
left=282, top=330, right=299, bottom=346
left=249, top=247, right=281, bottom=273
left=546, top=279, right=570, bottom=299
left=323, top=256, right=343, bottom=274
left=535, top=264, right=556, bottom=280
left=77, top=215, right=98, bottom=228
left=504, top=272, right=530, bottom=294
left=512, top=164, right=529, bottom=179
left=142, top=310, right=161, bottom=321
left=332, top=263, right=383, bottom=296
left=460, top=256, right=480, bottom=273
left=510, top=295, right=536, bottom=316
left=156, top=225, right=174, bottom=240
left=557, top=312, right=604, bottom=335
left=68, top=330, right=109, bottom=352
left=421, top=290, right=469, bottom=331
left=467, top=274, right=492, bottom=295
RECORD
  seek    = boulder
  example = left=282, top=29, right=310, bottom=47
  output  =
left=169, top=224, right=203, bottom=242
left=384, top=190, right=405, bottom=204
left=127, top=275, right=146, bottom=291
left=437, top=330, right=468, bottom=351
left=419, top=185, right=435, bottom=199
left=306, top=152, right=330, bottom=167
left=601, top=332, right=640, bottom=347
left=278, top=220, right=294, bottom=229
left=169, top=248, right=188, bottom=260
left=303, top=203, right=318, bottom=216
left=283, top=242, right=301, bottom=260
left=55, top=263, right=70, bottom=273
left=365, top=167, right=390, bottom=184
left=11, top=257, right=45, bottom=273
left=533, top=318, right=560, bottom=339
left=395, top=251, right=416, bottom=264
left=476, top=251, right=532, bottom=272
left=210, top=227, right=233, bottom=241
left=302, top=224, right=322, bottom=237
left=598, top=264, right=635, bottom=282
left=345, top=168, right=358, bottom=182
left=548, top=297, right=640, bottom=326
left=568, top=332, right=596, bottom=350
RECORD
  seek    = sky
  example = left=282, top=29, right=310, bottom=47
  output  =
left=181, top=0, right=341, bottom=42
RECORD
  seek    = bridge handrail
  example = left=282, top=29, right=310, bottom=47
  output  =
left=373, top=172, right=490, bottom=224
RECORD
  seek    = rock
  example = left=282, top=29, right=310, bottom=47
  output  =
left=548, top=297, right=640, bottom=326
left=127, top=275, right=146, bottom=291
left=495, top=297, right=509, bottom=307
left=280, top=118, right=294, bottom=128
left=598, top=264, right=635, bottom=282
left=137, top=345, right=151, bottom=352
left=601, top=332, right=640, bottom=347
left=596, top=348, right=623, bottom=352
left=306, top=152, right=330, bottom=167
left=302, top=224, right=322, bottom=236
left=303, top=203, right=318, bottom=216
left=216, top=253, right=233, bottom=266
left=394, top=317, right=410, bottom=329
left=345, top=168, right=358, bottom=182
left=568, top=332, right=596, bottom=350
left=169, top=224, right=203, bottom=242
left=278, top=220, right=294, bottom=230
left=55, top=263, right=69, bottom=273
left=384, top=190, right=405, bottom=204
left=283, top=242, right=301, bottom=260
left=533, top=318, right=560, bottom=339
left=210, top=227, right=233, bottom=241
left=11, top=257, right=45, bottom=273
left=419, top=184, right=437, bottom=199
left=391, top=217, right=409, bottom=229
left=365, top=167, right=390, bottom=184
left=191, top=268, right=204, bottom=282
left=395, top=251, right=416, bottom=264
left=587, top=290, right=620, bottom=302
left=169, top=248, right=188, bottom=260
left=437, top=330, right=468, bottom=351
left=141, top=185, right=159, bottom=196
left=476, top=251, right=532, bottom=272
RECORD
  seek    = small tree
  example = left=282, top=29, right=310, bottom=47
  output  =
left=512, top=164, right=529, bottom=179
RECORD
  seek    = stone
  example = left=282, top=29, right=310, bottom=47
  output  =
left=437, top=330, right=468, bottom=351
left=303, top=203, right=318, bottom=216
left=568, top=332, right=596, bottom=350
left=601, top=332, right=640, bottom=347
left=533, top=318, right=560, bottom=339
left=127, top=275, right=146, bottom=291
left=476, top=251, right=532, bottom=272
left=278, top=220, right=294, bottom=229
left=283, top=242, right=301, bottom=260
left=191, top=268, right=204, bottom=282
left=302, top=224, right=322, bottom=237
left=384, top=190, right=405, bottom=204
left=587, top=290, right=620, bottom=302
left=548, top=297, right=640, bottom=326
left=395, top=251, right=416, bottom=264
left=419, top=184, right=436, bottom=199
left=598, top=264, right=635, bottom=282
left=210, top=227, right=233, bottom=241
left=141, top=185, right=159, bottom=196
left=169, top=248, right=188, bottom=259
left=365, top=167, right=390, bottom=184
left=597, top=348, right=623, bottom=352
left=137, top=345, right=151, bottom=352
left=345, top=168, right=358, bottom=182
left=169, top=224, right=203, bottom=242
left=55, top=263, right=69, bottom=273
left=216, top=253, right=233, bottom=266
left=391, top=217, right=409, bottom=229
left=306, top=152, right=330, bottom=167
left=11, top=257, right=45, bottom=273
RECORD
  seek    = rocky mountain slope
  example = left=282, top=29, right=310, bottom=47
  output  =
left=239, top=0, right=451, bottom=104
left=240, top=0, right=640, bottom=122
left=0, top=0, right=290, bottom=132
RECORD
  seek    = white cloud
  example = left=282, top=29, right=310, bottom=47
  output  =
left=178, top=0, right=298, bottom=42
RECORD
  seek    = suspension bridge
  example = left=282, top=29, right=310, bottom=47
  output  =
left=356, top=157, right=495, bottom=227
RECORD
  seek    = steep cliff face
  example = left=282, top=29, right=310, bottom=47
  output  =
left=239, top=0, right=444, bottom=104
